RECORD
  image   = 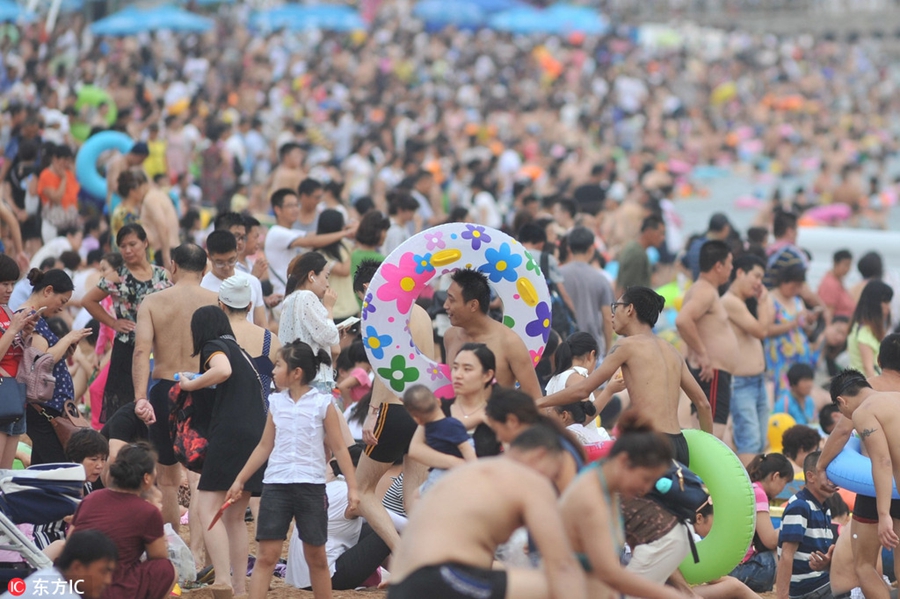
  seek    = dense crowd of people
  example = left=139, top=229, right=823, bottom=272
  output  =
left=4, top=1, right=900, bottom=599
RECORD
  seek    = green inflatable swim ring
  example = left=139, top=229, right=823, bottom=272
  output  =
left=656, top=281, right=680, bottom=309
left=72, top=86, right=118, bottom=142
left=679, top=429, right=756, bottom=584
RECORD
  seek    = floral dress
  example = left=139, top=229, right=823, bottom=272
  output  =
left=764, top=295, right=818, bottom=400
left=97, top=265, right=170, bottom=422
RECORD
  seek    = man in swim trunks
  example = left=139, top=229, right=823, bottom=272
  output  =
left=722, top=253, right=771, bottom=465
left=349, top=259, right=433, bottom=550
left=676, top=240, right=738, bottom=440
left=540, top=286, right=712, bottom=465
left=822, top=351, right=900, bottom=599
left=443, top=269, right=542, bottom=399
left=131, top=244, right=218, bottom=532
left=387, top=425, right=587, bottom=599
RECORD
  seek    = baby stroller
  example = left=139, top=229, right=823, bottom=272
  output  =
left=0, top=464, right=86, bottom=586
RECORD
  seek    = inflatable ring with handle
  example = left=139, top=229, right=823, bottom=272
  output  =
left=362, top=223, right=551, bottom=398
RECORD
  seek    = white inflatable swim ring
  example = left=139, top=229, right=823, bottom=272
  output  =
left=362, top=223, right=551, bottom=397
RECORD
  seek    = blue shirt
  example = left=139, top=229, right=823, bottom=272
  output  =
left=424, top=417, right=469, bottom=459
left=773, top=389, right=816, bottom=426
left=778, top=487, right=834, bottom=598
left=34, top=317, right=74, bottom=412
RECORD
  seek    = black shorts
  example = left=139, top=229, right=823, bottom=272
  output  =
left=689, top=368, right=732, bottom=425
left=387, top=563, right=507, bottom=599
left=666, top=432, right=690, bottom=466
left=364, top=403, right=417, bottom=464
left=256, top=483, right=328, bottom=545
left=853, top=494, right=900, bottom=524
left=147, top=379, right=177, bottom=466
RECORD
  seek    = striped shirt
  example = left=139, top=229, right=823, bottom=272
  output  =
left=777, top=488, right=834, bottom=598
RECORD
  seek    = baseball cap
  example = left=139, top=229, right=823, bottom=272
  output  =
left=130, top=141, right=149, bottom=156
left=218, top=275, right=252, bottom=309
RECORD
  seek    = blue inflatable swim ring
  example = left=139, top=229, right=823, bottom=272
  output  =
left=75, top=131, right=134, bottom=213
left=826, top=435, right=900, bottom=499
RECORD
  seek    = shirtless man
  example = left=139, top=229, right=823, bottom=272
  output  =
left=443, top=269, right=541, bottom=399
left=131, top=243, right=218, bottom=530
left=722, top=254, right=772, bottom=465
left=106, top=142, right=149, bottom=212
left=387, top=425, right=587, bottom=599
left=819, top=340, right=900, bottom=599
left=540, top=286, right=712, bottom=465
left=350, top=260, right=433, bottom=551
left=676, top=240, right=738, bottom=439
left=140, top=185, right=180, bottom=269
left=267, top=142, right=305, bottom=198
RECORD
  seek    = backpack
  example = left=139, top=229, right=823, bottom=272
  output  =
left=169, top=382, right=213, bottom=473
left=17, top=340, right=57, bottom=403
left=647, top=460, right=710, bottom=563
left=539, top=250, right=578, bottom=337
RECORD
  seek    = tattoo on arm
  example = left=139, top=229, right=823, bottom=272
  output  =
left=607, top=345, right=619, bottom=356
left=861, top=428, right=878, bottom=439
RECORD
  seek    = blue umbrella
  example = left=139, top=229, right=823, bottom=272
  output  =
left=90, top=6, right=148, bottom=35
left=0, top=0, right=33, bottom=22
left=413, top=0, right=485, bottom=28
left=251, top=4, right=365, bottom=32
left=469, top=0, right=524, bottom=13
left=545, top=3, right=608, bottom=35
left=487, top=6, right=550, bottom=35
left=145, top=5, right=213, bottom=32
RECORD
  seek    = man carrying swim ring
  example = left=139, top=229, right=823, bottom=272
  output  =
left=822, top=350, right=900, bottom=599
left=541, top=286, right=712, bottom=465
left=349, top=260, right=432, bottom=551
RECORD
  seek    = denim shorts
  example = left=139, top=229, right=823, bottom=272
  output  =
left=256, top=483, right=328, bottom=545
left=0, top=414, right=26, bottom=436
left=730, top=549, right=776, bottom=593
left=731, top=374, right=768, bottom=455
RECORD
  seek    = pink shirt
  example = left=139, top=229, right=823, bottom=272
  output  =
left=742, top=481, right=770, bottom=562
left=817, top=271, right=855, bottom=319
left=348, top=367, right=372, bottom=403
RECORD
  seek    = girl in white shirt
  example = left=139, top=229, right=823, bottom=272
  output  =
left=227, top=340, right=359, bottom=599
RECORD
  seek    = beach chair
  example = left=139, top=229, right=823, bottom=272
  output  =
left=0, top=464, right=86, bottom=584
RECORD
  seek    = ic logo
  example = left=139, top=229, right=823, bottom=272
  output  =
left=7, top=577, right=25, bottom=596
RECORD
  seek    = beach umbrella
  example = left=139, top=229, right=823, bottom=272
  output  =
left=145, top=5, right=213, bottom=32
left=468, top=0, right=525, bottom=13
left=487, top=6, right=550, bottom=35
left=90, top=6, right=148, bottom=35
left=545, top=3, right=608, bottom=35
left=413, top=0, right=485, bottom=28
left=251, top=4, right=365, bottom=32
left=0, top=0, right=33, bottom=22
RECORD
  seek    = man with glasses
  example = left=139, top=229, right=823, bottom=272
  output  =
left=200, top=230, right=266, bottom=325
left=540, top=286, right=712, bottom=465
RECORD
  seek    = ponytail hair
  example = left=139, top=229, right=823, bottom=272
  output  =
left=280, top=340, right=332, bottom=385
left=27, top=268, right=74, bottom=295
left=608, top=410, right=674, bottom=468
left=554, top=400, right=597, bottom=425
left=746, top=452, right=793, bottom=483
left=553, top=332, right=598, bottom=377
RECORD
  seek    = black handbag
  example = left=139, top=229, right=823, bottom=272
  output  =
left=0, top=376, right=27, bottom=425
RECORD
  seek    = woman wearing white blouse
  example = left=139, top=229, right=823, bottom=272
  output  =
left=278, top=252, right=341, bottom=392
